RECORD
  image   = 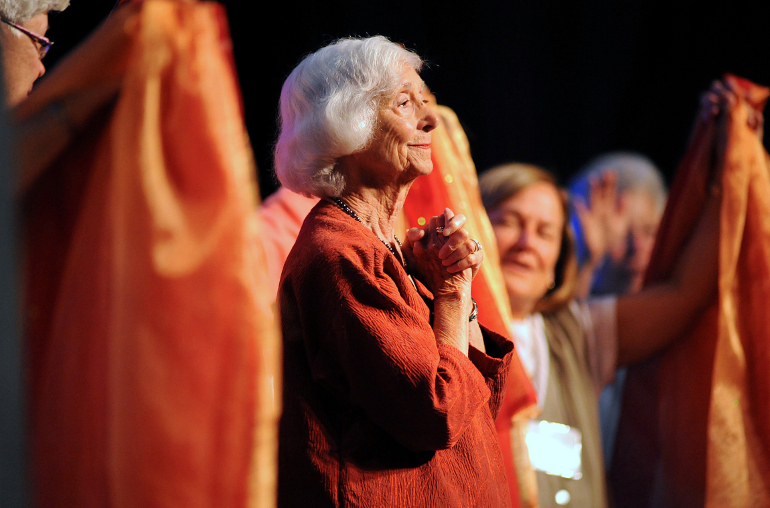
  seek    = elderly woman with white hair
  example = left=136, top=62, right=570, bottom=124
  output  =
left=0, top=0, right=68, bottom=106
left=275, top=36, right=515, bottom=507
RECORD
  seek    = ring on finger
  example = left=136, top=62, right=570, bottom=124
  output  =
left=470, top=238, right=483, bottom=253
left=436, top=226, right=445, bottom=233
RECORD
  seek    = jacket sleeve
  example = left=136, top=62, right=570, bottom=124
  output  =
left=293, top=243, right=493, bottom=452
left=468, top=326, right=514, bottom=420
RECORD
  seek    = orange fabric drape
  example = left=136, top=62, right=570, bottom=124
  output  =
left=611, top=75, right=770, bottom=507
left=21, top=2, right=278, bottom=507
left=705, top=76, right=770, bottom=507
left=402, top=104, right=539, bottom=507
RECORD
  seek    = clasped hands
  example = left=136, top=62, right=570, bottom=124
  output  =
left=401, top=208, right=483, bottom=295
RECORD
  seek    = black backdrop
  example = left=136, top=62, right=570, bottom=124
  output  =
left=45, top=1, right=770, bottom=199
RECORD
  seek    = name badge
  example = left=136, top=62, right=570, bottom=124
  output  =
left=525, top=420, right=582, bottom=479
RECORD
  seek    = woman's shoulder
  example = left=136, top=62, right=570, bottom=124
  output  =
left=539, top=300, right=589, bottom=347
left=540, top=301, right=579, bottom=324
left=285, top=199, right=385, bottom=276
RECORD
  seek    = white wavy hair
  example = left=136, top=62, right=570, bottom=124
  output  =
left=274, top=36, right=423, bottom=198
left=0, top=0, right=69, bottom=23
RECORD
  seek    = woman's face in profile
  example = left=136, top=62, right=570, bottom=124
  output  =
left=488, top=182, right=564, bottom=313
left=346, top=65, right=438, bottom=185
left=0, top=13, right=48, bottom=106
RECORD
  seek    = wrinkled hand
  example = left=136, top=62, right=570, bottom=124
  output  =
left=574, top=171, right=629, bottom=265
left=402, top=208, right=483, bottom=296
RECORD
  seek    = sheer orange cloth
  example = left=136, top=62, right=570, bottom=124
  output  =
left=21, top=2, right=279, bottom=507
left=611, top=75, right=770, bottom=507
left=401, top=104, right=538, bottom=507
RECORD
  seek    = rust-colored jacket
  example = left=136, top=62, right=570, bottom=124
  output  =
left=277, top=200, right=514, bottom=507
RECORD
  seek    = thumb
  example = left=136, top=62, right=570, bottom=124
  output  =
left=402, top=228, right=424, bottom=265
left=404, top=227, right=424, bottom=252
left=406, top=227, right=425, bottom=244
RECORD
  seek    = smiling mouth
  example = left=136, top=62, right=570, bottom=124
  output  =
left=503, top=258, right=536, bottom=272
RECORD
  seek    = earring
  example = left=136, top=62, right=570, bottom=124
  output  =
left=547, top=280, right=555, bottom=290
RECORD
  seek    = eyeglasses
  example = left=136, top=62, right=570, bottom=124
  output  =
left=0, top=16, right=53, bottom=59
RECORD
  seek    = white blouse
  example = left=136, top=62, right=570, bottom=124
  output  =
left=510, top=296, right=618, bottom=408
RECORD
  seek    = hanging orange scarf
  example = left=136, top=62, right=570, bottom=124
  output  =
left=21, top=2, right=279, bottom=506
left=612, top=75, right=770, bottom=507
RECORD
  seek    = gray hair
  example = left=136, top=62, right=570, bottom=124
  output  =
left=570, top=152, right=667, bottom=213
left=274, top=35, right=423, bottom=198
left=0, top=0, right=69, bottom=23
left=569, top=152, right=667, bottom=267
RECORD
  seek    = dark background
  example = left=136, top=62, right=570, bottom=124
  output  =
left=45, top=0, right=770, bottom=199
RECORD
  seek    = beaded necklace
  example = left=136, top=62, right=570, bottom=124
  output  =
left=330, top=197, right=407, bottom=269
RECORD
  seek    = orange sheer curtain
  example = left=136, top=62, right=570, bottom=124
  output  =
left=21, top=2, right=278, bottom=507
left=611, top=75, right=770, bottom=507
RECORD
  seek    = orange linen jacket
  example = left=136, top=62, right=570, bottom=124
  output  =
left=277, top=200, right=514, bottom=508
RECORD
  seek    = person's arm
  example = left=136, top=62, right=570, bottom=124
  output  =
left=404, top=209, right=515, bottom=418
left=614, top=79, right=737, bottom=365
left=432, top=288, right=473, bottom=355
left=575, top=262, right=598, bottom=300
left=469, top=319, right=485, bottom=354
left=467, top=320, right=514, bottom=419
left=616, top=191, right=719, bottom=365
left=14, top=81, right=120, bottom=197
left=404, top=209, right=511, bottom=367
left=13, top=2, right=139, bottom=198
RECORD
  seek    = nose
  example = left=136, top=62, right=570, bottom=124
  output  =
left=36, top=59, right=45, bottom=80
left=418, top=102, right=439, bottom=133
left=513, top=227, right=530, bottom=249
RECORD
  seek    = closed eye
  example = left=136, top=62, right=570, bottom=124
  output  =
left=490, top=211, right=523, bottom=230
left=538, top=225, right=559, bottom=241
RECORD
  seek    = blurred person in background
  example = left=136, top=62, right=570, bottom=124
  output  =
left=568, top=152, right=667, bottom=470
left=4, top=0, right=121, bottom=197
left=0, top=0, right=68, bottom=107
left=479, top=80, right=729, bottom=505
left=570, top=152, right=667, bottom=298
